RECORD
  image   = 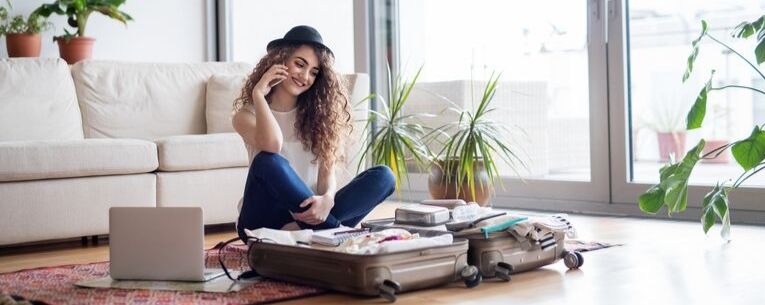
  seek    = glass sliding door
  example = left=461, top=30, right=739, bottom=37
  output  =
left=384, top=0, right=610, bottom=204
left=611, top=0, right=765, bottom=218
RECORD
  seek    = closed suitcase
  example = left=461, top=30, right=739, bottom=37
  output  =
left=362, top=218, right=584, bottom=282
left=460, top=230, right=583, bottom=281
left=247, top=238, right=481, bottom=302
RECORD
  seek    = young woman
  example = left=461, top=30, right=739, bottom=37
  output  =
left=233, top=25, right=395, bottom=242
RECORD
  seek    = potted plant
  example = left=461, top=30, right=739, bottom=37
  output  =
left=0, top=1, right=52, bottom=57
left=639, top=16, right=765, bottom=239
left=702, top=100, right=731, bottom=163
left=357, top=66, right=434, bottom=195
left=426, top=72, right=527, bottom=206
left=33, top=0, right=132, bottom=64
left=639, top=99, right=688, bottom=162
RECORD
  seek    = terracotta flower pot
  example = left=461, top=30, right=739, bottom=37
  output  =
left=656, top=132, right=686, bottom=162
left=428, top=159, right=493, bottom=206
left=6, top=33, right=42, bottom=57
left=701, top=139, right=730, bottom=164
left=57, top=36, right=95, bottom=64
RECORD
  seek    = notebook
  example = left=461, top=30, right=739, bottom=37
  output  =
left=310, top=227, right=370, bottom=246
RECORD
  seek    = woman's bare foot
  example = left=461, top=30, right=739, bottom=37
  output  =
left=280, top=221, right=301, bottom=231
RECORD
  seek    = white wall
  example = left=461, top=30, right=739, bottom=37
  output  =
left=0, top=0, right=209, bottom=62
left=229, top=0, right=354, bottom=73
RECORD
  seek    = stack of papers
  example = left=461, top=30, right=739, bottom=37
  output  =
left=311, top=227, right=370, bottom=246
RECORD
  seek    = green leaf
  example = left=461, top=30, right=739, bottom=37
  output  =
left=731, top=126, right=765, bottom=171
left=702, top=208, right=715, bottom=234
left=683, top=20, right=709, bottom=82
left=731, top=15, right=763, bottom=38
left=732, top=22, right=755, bottom=38
left=683, top=47, right=699, bottom=82
left=755, top=36, right=765, bottom=65
left=686, top=71, right=714, bottom=130
left=659, top=139, right=705, bottom=214
left=639, top=185, right=665, bottom=213
left=700, top=184, right=731, bottom=239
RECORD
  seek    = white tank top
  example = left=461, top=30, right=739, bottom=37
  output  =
left=241, top=103, right=319, bottom=193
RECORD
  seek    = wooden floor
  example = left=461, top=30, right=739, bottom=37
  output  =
left=2, top=202, right=764, bottom=304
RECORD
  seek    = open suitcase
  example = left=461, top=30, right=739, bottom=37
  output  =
left=246, top=237, right=481, bottom=302
left=362, top=218, right=584, bottom=281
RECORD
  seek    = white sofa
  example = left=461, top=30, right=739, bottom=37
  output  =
left=0, top=58, right=369, bottom=246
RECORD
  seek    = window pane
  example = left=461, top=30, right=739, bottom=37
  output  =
left=627, top=1, right=765, bottom=186
left=229, top=0, right=355, bottom=73
left=399, top=0, right=591, bottom=181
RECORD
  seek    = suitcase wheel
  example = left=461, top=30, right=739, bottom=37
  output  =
left=378, top=279, right=401, bottom=302
left=563, top=251, right=584, bottom=269
left=461, top=265, right=482, bottom=288
left=494, top=262, right=513, bottom=281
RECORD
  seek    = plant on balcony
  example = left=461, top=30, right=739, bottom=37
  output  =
left=638, top=16, right=765, bottom=239
left=357, top=66, right=433, bottom=194
left=638, top=98, right=688, bottom=162
left=33, top=0, right=132, bottom=64
left=0, top=0, right=52, bottom=57
left=426, top=72, right=527, bottom=206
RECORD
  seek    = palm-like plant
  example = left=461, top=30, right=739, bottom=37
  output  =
left=357, top=66, right=433, bottom=193
left=428, top=72, right=527, bottom=202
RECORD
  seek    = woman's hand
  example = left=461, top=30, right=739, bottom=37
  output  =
left=252, top=64, right=288, bottom=97
left=293, top=194, right=335, bottom=225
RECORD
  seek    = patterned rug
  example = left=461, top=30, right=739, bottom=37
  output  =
left=0, top=244, right=325, bottom=305
left=564, top=239, right=622, bottom=252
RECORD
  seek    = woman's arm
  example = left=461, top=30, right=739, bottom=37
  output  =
left=317, top=162, right=337, bottom=197
left=293, top=161, right=337, bottom=225
left=232, top=64, right=289, bottom=153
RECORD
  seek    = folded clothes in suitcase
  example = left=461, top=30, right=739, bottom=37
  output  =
left=362, top=213, right=584, bottom=282
left=244, top=231, right=481, bottom=302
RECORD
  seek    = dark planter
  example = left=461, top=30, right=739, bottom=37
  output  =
left=428, top=159, right=493, bottom=206
left=57, top=36, right=95, bottom=64
left=6, top=33, right=41, bottom=57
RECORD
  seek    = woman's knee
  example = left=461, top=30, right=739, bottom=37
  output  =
left=251, top=151, right=287, bottom=171
left=370, top=165, right=396, bottom=194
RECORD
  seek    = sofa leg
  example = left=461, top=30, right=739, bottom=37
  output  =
left=81, top=236, right=88, bottom=246
left=91, top=235, right=99, bottom=245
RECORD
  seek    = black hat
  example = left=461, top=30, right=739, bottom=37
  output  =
left=267, top=25, right=333, bottom=56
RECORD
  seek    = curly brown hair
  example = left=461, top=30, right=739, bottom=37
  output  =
left=233, top=44, right=352, bottom=168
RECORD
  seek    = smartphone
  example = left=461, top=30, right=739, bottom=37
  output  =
left=268, top=78, right=284, bottom=87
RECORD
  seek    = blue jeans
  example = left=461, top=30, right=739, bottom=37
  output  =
left=237, top=152, right=396, bottom=242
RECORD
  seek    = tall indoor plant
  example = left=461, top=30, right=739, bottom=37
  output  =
left=34, top=0, right=132, bottom=64
left=0, top=1, right=52, bottom=57
left=357, top=66, right=433, bottom=195
left=427, top=72, right=527, bottom=206
left=638, top=16, right=765, bottom=239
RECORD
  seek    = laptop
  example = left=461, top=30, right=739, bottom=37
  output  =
left=109, top=207, right=225, bottom=282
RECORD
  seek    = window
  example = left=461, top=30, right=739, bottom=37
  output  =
left=627, top=1, right=765, bottom=186
left=398, top=0, right=593, bottom=182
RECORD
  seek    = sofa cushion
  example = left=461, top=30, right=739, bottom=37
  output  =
left=0, top=58, right=84, bottom=141
left=155, top=133, right=249, bottom=171
left=206, top=74, right=246, bottom=134
left=0, top=139, right=158, bottom=182
left=71, top=61, right=252, bottom=140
